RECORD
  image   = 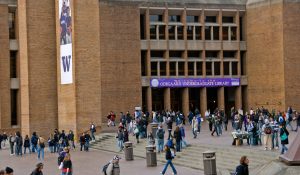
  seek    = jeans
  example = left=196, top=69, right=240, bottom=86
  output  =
left=91, top=131, right=95, bottom=140
left=15, top=145, right=22, bottom=156
left=247, top=132, right=253, bottom=145
left=272, top=132, right=279, bottom=148
left=84, top=142, right=90, bottom=151
left=37, top=147, right=44, bottom=160
left=281, top=144, right=288, bottom=154
left=157, top=139, right=164, bottom=152
left=24, top=146, right=31, bottom=154
left=49, top=146, right=54, bottom=153
left=176, top=141, right=181, bottom=152
left=31, top=144, right=38, bottom=153
left=192, top=128, right=197, bottom=138
left=80, top=143, right=84, bottom=151
left=197, top=124, right=201, bottom=133
left=180, top=136, right=187, bottom=149
left=10, top=143, right=14, bottom=154
left=286, top=121, right=294, bottom=130
left=168, top=129, right=172, bottom=140
left=162, top=159, right=177, bottom=174
left=216, top=124, right=222, bottom=135
left=117, top=140, right=124, bottom=151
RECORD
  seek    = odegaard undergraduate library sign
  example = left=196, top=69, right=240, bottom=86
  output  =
left=150, top=78, right=240, bottom=88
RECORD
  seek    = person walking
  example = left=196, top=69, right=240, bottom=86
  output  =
left=106, top=155, right=121, bottom=175
left=191, top=116, right=198, bottom=139
left=116, top=128, right=124, bottom=152
left=235, top=156, right=249, bottom=175
left=15, top=131, right=23, bottom=156
left=79, top=133, right=85, bottom=151
left=30, top=162, right=44, bottom=175
left=37, top=136, right=45, bottom=161
left=262, top=119, right=272, bottom=150
left=160, top=145, right=177, bottom=175
left=31, top=132, right=38, bottom=153
left=84, top=132, right=92, bottom=151
left=8, top=133, right=15, bottom=155
left=90, top=122, right=96, bottom=141
left=179, top=124, right=188, bottom=149
left=48, top=134, right=54, bottom=153
left=166, top=117, right=173, bottom=140
left=279, top=124, right=289, bottom=154
left=59, top=153, right=72, bottom=175
left=173, top=126, right=182, bottom=152
left=67, top=130, right=75, bottom=150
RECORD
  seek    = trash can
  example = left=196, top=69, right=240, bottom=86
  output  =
left=124, top=142, right=134, bottom=161
left=146, top=145, right=157, bottom=166
left=150, top=123, right=159, bottom=138
left=203, top=151, right=216, bottom=175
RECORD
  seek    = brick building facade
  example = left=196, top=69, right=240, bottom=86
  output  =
left=0, top=0, right=299, bottom=137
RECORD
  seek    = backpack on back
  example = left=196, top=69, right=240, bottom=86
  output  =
left=157, top=129, right=164, bottom=139
left=264, top=126, right=272, bottom=134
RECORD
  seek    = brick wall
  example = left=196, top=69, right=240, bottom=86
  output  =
left=246, top=2, right=285, bottom=111
left=0, top=5, right=11, bottom=128
left=26, top=0, right=58, bottom=137
left=99, top=2, right=142, bottom=123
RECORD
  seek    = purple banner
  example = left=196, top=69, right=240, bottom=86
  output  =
left=150, top=78, right=240, bottom=88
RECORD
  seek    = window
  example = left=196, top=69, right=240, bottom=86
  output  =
left=141, top=51, right=147, bottom=76
left=151, top=51, right=164, bottom=58
left=188, top=62, right=195, bottom=76
left=178, top=62, right=185, bottom=76
left=186, top=16, right=199, bottom=23
left=195, top=26, right=202, bottom=40
left=151, top=62, right=158, bottom=76
left=11, top=89, right=18, bottom=125
left=160, top=62, right=167, bottom=76
left=240, top=17, right=244, bottom=41
left=206, top=51, right=218, bottom=58
left=223, top=27, right=229, bottom=40
left=188, top=51, right=201, bottom=58
left=196, top=62, right=203, bottom=76
left=206, top=62, right=212, bottom=76
left=205, top=16, right=217, bottom=23
left=159, top=25, right=166, bottom=39
left=213, top=27, right=219, bottom=40
left=169, top=51, right=183, bottom=58
left=205, top=26, right=211, bottom=40
left=187, top=26, right=193, bottom=40
left=224, top=62, right=230, bottom=75
left=169, top=15, right=181, bottom=22
left=140, top=14, right=146, bottom=39
left=170, top=62, right=176, bottom=76
left=150, top=15, right=163, bottom=22
left=241, top=51, right=246, bottom=75
left=231, top=27, right=237, bottom=41
left=214, top=62, right=220, bottom=75
left=10, top=51, right=17, bottom=78
left=232, top=62, right=238, bottom=75
left=177, top=26, right=184, bottom=40
left=223, top=51, right=236, bottom=58
left=9, top=12, right=16, bottom=39
left=169, top=26, right=175, bottom=40
left=150, top=25, right=157, bottom=39
left=222, top=16, right=234, bottom=23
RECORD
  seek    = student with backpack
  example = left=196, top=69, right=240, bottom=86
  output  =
left=59, top=153, right=72, bottom=175
left=234, top=156, right=249, bottom=175
left=31, top=132, right=38, bottom=153
left=156, top=125, right=165, bottom=153
left=24, top=135, right=31, bottom=154
left=160, top=145, right=177, bottom=175
left=103, top=155, right=121, bottom=175
left=37, top=136, right=45, bottom=161
left=279, top=124, right=289, bottom=154
left=262, top=119, right=272, bottom=150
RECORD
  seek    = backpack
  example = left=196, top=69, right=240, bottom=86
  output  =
left=39, top=142, right=45, bottom=148
left=102, top=162, right=110, bottom=175
left=157, top=129, right=164, bottom=139
left=264, top=126, right=272, bottom=134
left=57, top=153, right=65, bottom=166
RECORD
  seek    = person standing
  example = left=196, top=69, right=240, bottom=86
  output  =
left=30, top=162, right=44, bottom=175
left=279, top=124, right=289, bottom=154
left=262, top=119, right=272, bottom=150
left=156, top=124, right=165, bottom=153
left=8, top=133, right=15, bottom=155
left=24, top=135, right=31, bottom=154
left=166, top=117, right=173, bottom=140
left=160, top=145, right=177, bottom=175
left=2, top=132, right=7, bottom=148
left=191, top=116, right=198, bottom=139
left=173, top=126, right=182, bottom=152
left=90, top=122, right=96, bottom=141
left=116, top=128, right=124, bottom=152
left=67, top=130, right=75, bottom=150
left=79, top=133, right=85, bottom=151
left=37, top=136, right=45, bottom=161
left=15, top=131, right=23, bottom=156
left=84, top=132, right=91, bottom=151
left=235, top=156, right=249, bottom=175
left=179, top=124, right=188, bottom=149
left=31, top=132, right=38, bottom=153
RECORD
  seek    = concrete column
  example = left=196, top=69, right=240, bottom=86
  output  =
left=218, top=87, right=225, bottom=110
left=200, top=88, right=207, bottom=117
left=147, top=87, right=152, bottom=114
left=164, top=88, right=171, bottom=111
left=18, top=0, right=30, bottom=136
left=182, top=88, right=189, bottom=116
left=235, top=86, right=242, bottom=110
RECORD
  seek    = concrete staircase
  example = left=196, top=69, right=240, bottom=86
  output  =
left=90, top=133, right=278, bottom=174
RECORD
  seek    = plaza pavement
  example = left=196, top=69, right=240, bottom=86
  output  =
left=0, top=120, right=298, bottom=175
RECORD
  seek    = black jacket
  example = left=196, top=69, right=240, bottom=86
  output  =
left=280, top=127, right=289, bottom=145
left=31, top=170, right=43, bottom=175
left=165, top=149, right=173, bottom=160
left=235, top=164, right=249, bottom=175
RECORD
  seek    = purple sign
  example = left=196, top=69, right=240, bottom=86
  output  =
left=150, top=78, right=240, bottom=88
